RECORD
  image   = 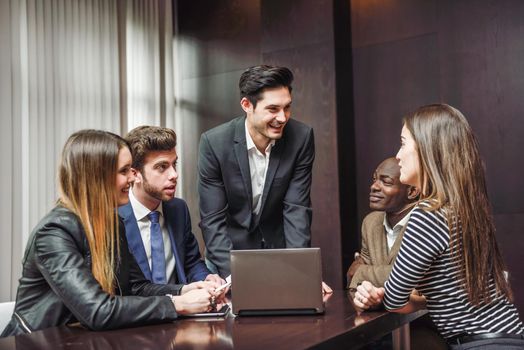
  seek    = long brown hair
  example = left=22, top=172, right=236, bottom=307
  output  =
left=58, top=130, right=129, bottom=295
left=404, top=104, right=511, bottom=305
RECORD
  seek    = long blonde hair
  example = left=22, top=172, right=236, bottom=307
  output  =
left=404, top=104, right=511, bottom=305
left=58, top=130, right=128, bottom=295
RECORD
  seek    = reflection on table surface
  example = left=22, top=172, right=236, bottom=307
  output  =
left=0, top=291, right=426, bottom=350
left=3, top=319, right=232, bottom=350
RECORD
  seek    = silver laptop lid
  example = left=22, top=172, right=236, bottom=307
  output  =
left=230, top=248, right=324, bottom=315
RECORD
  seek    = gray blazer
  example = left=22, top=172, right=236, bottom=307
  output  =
left=198, top=116, right=314, bottom=277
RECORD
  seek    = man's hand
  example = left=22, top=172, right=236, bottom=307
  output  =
left=353, top=281, right=384, bottom=312
left=180, top=280, right=220, bottom=295
left=322, top=281, right=333, bottom=294
left=205, top=274, right=225, bottom=285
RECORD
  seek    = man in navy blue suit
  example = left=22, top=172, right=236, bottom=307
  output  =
left=119, top=126, right=223, bottom=286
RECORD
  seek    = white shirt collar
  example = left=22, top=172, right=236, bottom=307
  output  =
left=245, top=119, right=275, bottom=154
left=383, top=207, right=414, bottom=233
left=129, top=186, right=163, bottom=221
left=383, top=206, right=416, bottom=251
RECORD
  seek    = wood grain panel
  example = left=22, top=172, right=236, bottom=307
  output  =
left=437, top=0, right=524, bottom=214
left=352, top=34, right=440, bottom=225
left=263, top=42, right=341, bottom=288
left=260, top=0, right=333, bottom=53
left=351, top=0, right=436, bottom=48
left=177, top=0, right=261, bottom=78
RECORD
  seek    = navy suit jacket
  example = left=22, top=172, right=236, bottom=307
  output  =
left=119, top=198, right=210, bottom=284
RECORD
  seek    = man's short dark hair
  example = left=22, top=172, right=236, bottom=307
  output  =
left=239, top=65, right=293, bottom=108
left=125, top=126, right=177, bottom=171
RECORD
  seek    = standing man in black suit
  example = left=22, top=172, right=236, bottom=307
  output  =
left=198, top=65, right=322, bottom=282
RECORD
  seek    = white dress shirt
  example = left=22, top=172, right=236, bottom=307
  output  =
left=245, top=120, right=275, bottom=215
left=129, top=188, right=175, bottom=281
left=382, top=207, right=415, bottom=252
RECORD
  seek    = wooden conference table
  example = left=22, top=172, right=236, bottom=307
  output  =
left=0, top=291, right=426, bottom=350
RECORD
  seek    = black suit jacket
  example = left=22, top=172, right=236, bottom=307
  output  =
left=198, top=116, right=314, bottom=277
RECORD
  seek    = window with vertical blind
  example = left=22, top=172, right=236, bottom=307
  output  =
left=0, top=0, right=175, bottom=302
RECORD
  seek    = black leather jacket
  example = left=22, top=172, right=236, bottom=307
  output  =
left=1, top=206, right=183, bottom=337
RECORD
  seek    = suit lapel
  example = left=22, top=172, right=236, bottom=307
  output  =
left=118, top=203, right=152, bottom=281
left=163, top=202, right=187, bottom=284
left=258, top=138, right=284, bottom=220
left=233, top=117, right=253, bottom=209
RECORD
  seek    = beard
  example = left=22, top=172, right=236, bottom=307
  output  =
left=142, top=174, right=173, bottom=202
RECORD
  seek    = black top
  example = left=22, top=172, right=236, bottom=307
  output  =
left=1, top=206, right=183, bottom=336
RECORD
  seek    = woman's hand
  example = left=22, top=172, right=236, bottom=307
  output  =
left=353, top=281, right=384, bottom=311
left=172, top=288, right=214, bottom=314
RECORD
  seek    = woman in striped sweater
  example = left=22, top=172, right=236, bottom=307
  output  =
left=353, top=104, right=524, bottom=349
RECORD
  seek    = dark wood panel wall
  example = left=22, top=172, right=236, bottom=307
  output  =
left=351, top=0, right=524, bottom=312
left=176, top=0, right=352, bottom=288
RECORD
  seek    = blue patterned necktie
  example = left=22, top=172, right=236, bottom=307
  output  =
left=148, top=211, right=167, bottom=284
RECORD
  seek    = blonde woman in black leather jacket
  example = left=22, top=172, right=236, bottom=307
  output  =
left=2, top=130, right=223, bottom=336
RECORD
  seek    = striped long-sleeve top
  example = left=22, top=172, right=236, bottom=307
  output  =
left=383, top=202, right=523, bottom=339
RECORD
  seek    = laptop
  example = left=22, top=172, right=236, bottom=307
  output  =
left=230, top=248, right=324, bottom=316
